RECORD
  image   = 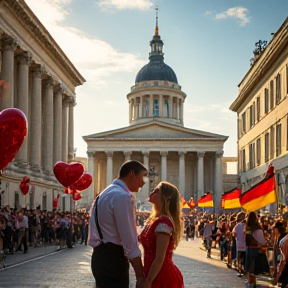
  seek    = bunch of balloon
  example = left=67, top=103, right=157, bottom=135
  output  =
left=53, top=161, right=92, bottom=202
left=19, top=176, right=30, bottom=195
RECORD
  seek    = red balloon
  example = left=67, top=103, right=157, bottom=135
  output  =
left=64, top=187, right=69, bottom=194
left=53, top=161, right=84, bottom=187
left=20, top=182, right=29, bottom=195
left=69, top=186, right=76, bottom=195
left=0, top=108, right=27, bottom=170
left=72, top=191, right=82, bottom=201
left=72, top=173, right=92, bottom=191
left=23, top=176, right=30, bottom=183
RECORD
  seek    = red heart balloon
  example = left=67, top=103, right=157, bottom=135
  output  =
left=72, top=173, right=92, bottom=191
left=0, top=108, right=27, bottom=170
left=72, top=191, right=82, bottom=201
left=23, top=176, right=30, bottom=183
left=53, top=161, right=84, bottom=187
left=20, top=182, right=29, bottom=195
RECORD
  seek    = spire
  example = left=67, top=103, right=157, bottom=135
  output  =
left=154, top=6, right=159, bottom=36
left=149, top=6, right=164, bottom=61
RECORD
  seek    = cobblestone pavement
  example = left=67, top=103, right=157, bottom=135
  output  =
left=0, top=239, right=274, bottom=287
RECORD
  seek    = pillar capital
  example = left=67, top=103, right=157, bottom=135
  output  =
left=197, top=151, right=205, bottom=158
left=124, top=151, right=132, bottom=157
left=16, top=52, right=32, bottom=65
left=178, top=151, right=187, bottom=157
left=142, top=151, right=149, bottom=158
left=105, top=151, right=113, bottom=158
left=62, top=96, right=70, bottom=108
left=1, top=35, right=17, bottom=52
left=43, top=77, right=54, bottom=90
left=87, top=151, right=95, bottom=158
left=215, top=151, right=224, bottom=158
left=160, top=151, right=168, bottom=157
left=31, top=65, right=43, bottom=79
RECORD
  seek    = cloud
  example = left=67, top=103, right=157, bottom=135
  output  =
left=25, top=0, right=145, bottom=86
left=214, top=7, right=249, bottom=26
left=97, top=0, right=153, bottom=11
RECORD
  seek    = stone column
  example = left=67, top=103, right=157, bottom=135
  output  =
left=124, top=151, right=132, bottom=162
left=0, top=36, right=17, bottom=109
left=106, top=151, right=113, bottom=185
left=168, top=96, right=173, bottom=118
left=214, top=151, right=224, bottom=213
left=159, top=95, right=163, bottom=117
left=140, top=151, right=149, bottom=204
left=179, top=99, right=183, bottom=124
left=139, top=97, right=142, bottom=117
left=178, top=151, right=186, bottom=197
left=129, top=100, right=132, bottom=123
left=149, top=94, right=153, bottom=116
left=53, top=85, right=62, bottom=165
left=197, top=152, right=205, bottom=199
left=68, top=97, right=75, bottom=161
left=42, top=77, right=54, bottom=174
left=62, top=97, right=69, bottom=162
left=87, top=151, right=95, bottom=204
left=160, top=151, right=168, bottom=181
left=15, top=53, right=31, bottom=167
left=29, top=66, right=42, bottom=171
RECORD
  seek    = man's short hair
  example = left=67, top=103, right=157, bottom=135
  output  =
left=119, top=160, right=147, bottom=178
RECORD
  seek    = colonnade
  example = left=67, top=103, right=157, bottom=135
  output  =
left=0, top=34, right=75, bottom=175
left=86, top=150, right=223, bottom=208
left=128, top=94, right=184, bottom=124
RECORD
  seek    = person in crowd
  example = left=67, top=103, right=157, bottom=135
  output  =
left=139, top=181, right=184, bottom=288
left=203, top=217, right=216, bottom=258
left=15, top=212, right=28, bottom=254
left=276, top=227, right=288, bottom=288
left=88, top=160, right=148, bottom=288
left=272, top=221, right=287, bottom=285
left=245, top=211, right=269, bottom=288
left=232, top=212, right=246, bottom=276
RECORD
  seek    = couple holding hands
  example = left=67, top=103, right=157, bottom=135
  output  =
left=88, top=160, right=184, bottom=288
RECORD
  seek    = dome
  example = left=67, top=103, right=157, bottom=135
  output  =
left=135, top=60, right=178, bottom=84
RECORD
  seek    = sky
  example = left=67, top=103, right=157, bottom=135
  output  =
left=25, top=0, right=288, bottom=173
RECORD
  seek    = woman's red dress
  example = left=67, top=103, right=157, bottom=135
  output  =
left=139, top=216, right=184, bottom=288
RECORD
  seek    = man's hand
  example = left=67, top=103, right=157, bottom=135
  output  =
left=136, top=277, right=145, bottom=288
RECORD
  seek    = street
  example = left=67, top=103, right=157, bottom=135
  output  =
left=0, top=238, right=253, bottom=288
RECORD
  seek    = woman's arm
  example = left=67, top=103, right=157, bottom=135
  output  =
left=144, top=232, right=170, bottom=288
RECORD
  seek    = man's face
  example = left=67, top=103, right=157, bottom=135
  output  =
left=128, top=169, right=148, bottom=192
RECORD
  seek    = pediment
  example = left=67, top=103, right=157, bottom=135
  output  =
left=84, top=121, right=227, bottom=140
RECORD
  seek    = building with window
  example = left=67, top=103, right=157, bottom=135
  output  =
left=230, top=17, right=288, bottom=205
left=83, top=21, right=238, bottom=212
left=0, top=0, right=85, bottom=211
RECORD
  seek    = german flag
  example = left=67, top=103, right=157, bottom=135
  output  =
left=198, top=193, right=214, bottom=207
left=240, top=174, right=276, bottom=211
left=221, top=188, right=241, bottom=209
left=188, top=197, right=196, bottom=208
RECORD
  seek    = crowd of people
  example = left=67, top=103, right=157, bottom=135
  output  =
left=0, top=207, right=90, bottom=263
left=183, top=209, right=288, bottom=288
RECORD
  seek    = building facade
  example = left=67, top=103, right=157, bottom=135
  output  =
left=83, top=22, right=236, bottom=212
left=0, top=0, right=85, bottom=211
left=230, top=17, right=288, bottom=208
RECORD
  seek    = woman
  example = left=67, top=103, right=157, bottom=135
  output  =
left=245, top=211, right=269, bottom=288
left=139, top=181, right=184, bottom=288
left=272, top=221, right=287, bottom=283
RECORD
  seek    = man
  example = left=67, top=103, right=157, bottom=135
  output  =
left=88, top=160, right=148, bottom=288
left=232, top=212, right=246, bottom=277
left=203, top=217, right=215, bottom=258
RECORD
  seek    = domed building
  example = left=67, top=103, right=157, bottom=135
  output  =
left=83, top=19, right=230, bottom=212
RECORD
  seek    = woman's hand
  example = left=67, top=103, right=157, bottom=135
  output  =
left=143, top=278, right=151, bottom=288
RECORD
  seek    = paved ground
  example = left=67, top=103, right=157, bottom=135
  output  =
left=0, top=238, right=275, bottom=288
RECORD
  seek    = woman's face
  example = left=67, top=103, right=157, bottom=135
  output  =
left=149, top=186, right=162, bottom=211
